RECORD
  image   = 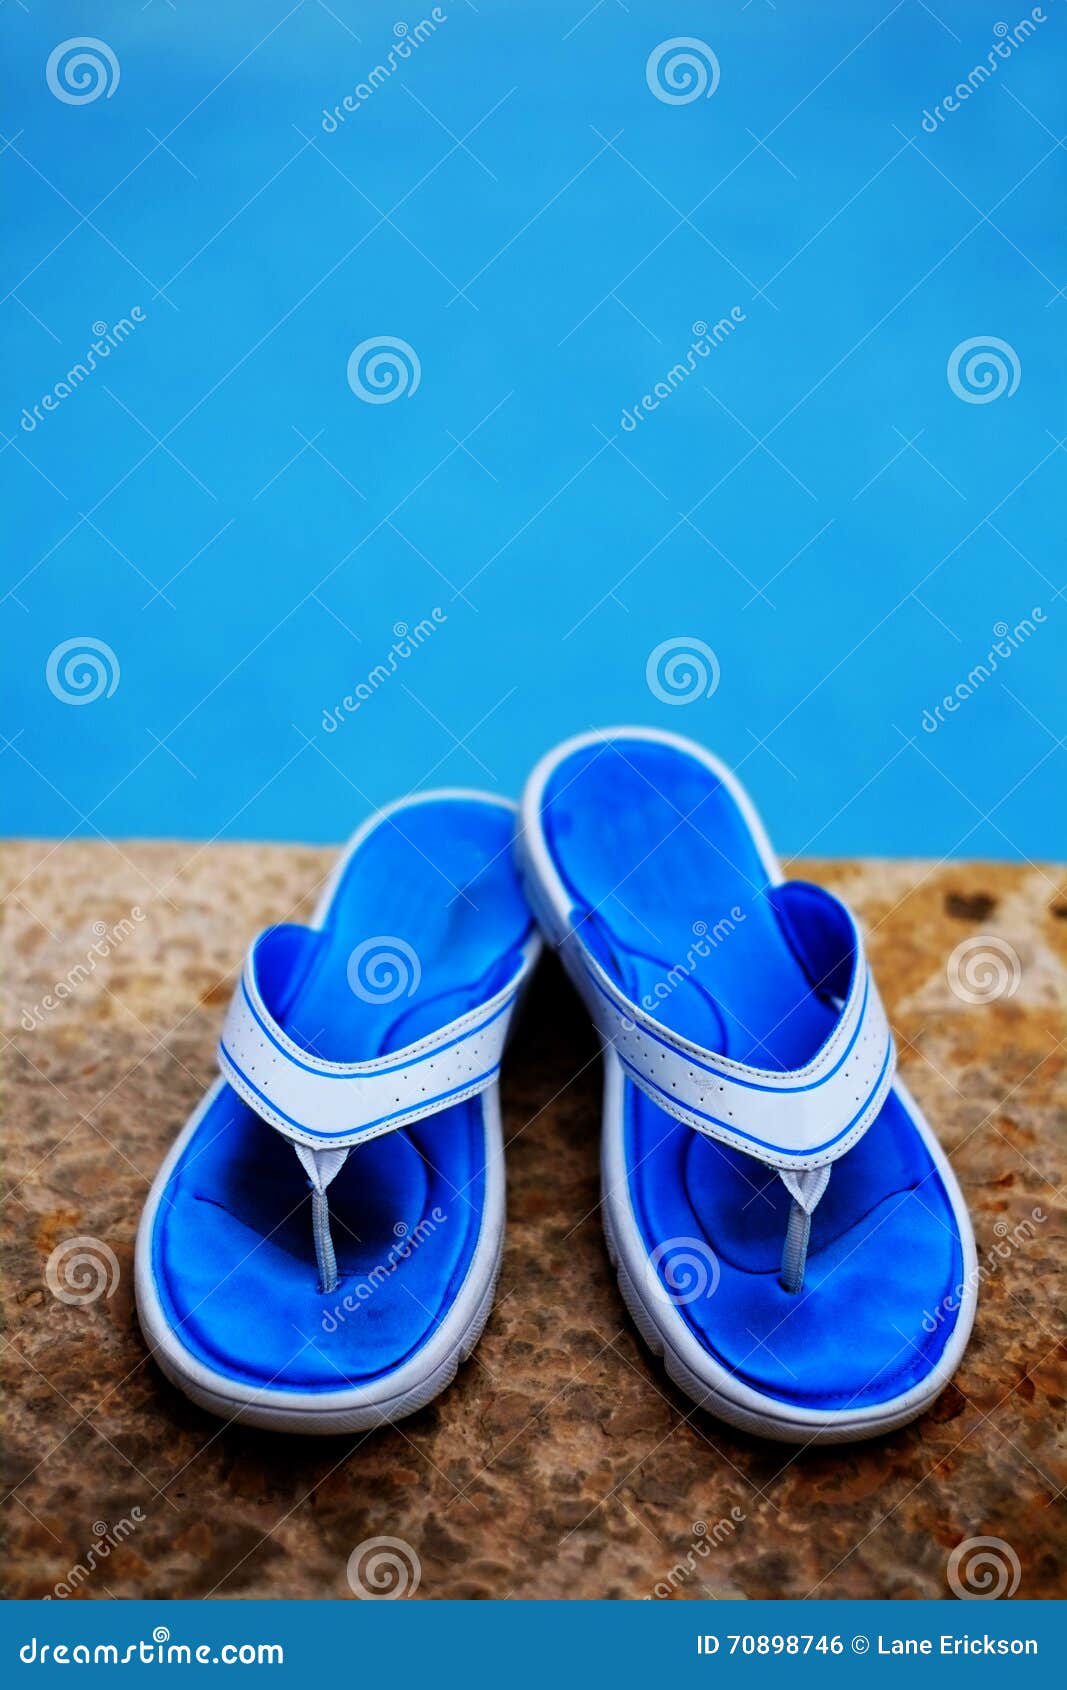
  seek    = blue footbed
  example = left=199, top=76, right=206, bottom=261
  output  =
left=540, top=738, right=964, bottom=1413
left=152, top=797, right=531, bottom=1393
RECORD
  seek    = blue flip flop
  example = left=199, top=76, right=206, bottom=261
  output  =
left=519, top=728, right=976, bottom=1444
left=136, top=790, right=539, bottom=1433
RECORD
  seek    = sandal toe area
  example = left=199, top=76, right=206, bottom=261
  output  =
left=149, top=1088, right=488, bottom=1393
left=628, top=1081, right=966, bottom=1413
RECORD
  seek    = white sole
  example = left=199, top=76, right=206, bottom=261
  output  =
left=136, top=790, right=532, bottom=1436
left=519, top=725, right=978, bottom=1447
left=136, top=1079, right=507, bottom=1435
left=599, top=1055, right=975, bottom=1445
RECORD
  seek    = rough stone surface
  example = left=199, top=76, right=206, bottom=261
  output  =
left=2, top=841, right=1065, bottom=1601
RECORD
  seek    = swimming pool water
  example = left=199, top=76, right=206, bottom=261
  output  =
left=3, top=0, right=1064, bottom=857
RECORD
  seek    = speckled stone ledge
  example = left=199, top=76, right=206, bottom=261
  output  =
left=2, top=842, right=1065, bottom=1600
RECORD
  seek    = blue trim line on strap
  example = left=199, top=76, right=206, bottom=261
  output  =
left=585, top=963, right=872, bottom=1095
left=240, top=974, right=512, bottom=1078
left=617, top=1033, right=894, bottom=1158
left=219, top=1043, right=501, bottom=1141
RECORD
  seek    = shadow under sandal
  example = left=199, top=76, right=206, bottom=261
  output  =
left=136, top=790, right=538, bottom=1435
left=518, top=727, right=977, bottom=1445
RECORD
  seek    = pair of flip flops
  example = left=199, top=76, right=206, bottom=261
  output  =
left=136, top=728, right=976, bottom=1444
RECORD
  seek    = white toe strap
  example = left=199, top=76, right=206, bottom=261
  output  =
left=566, top=880, right=895, bottom=1175
left=218, top=922, right=535, bottom=1152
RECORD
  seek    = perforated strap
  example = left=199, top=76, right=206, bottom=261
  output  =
left=567, top=881, right=895, bottom=1174
left=218, top=923, right=534, bottom=1152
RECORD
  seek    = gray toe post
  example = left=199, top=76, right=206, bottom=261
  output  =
left=777, top=1165, right=832, bottom=1294
left=295, top=1145, right=348, bottom=1294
